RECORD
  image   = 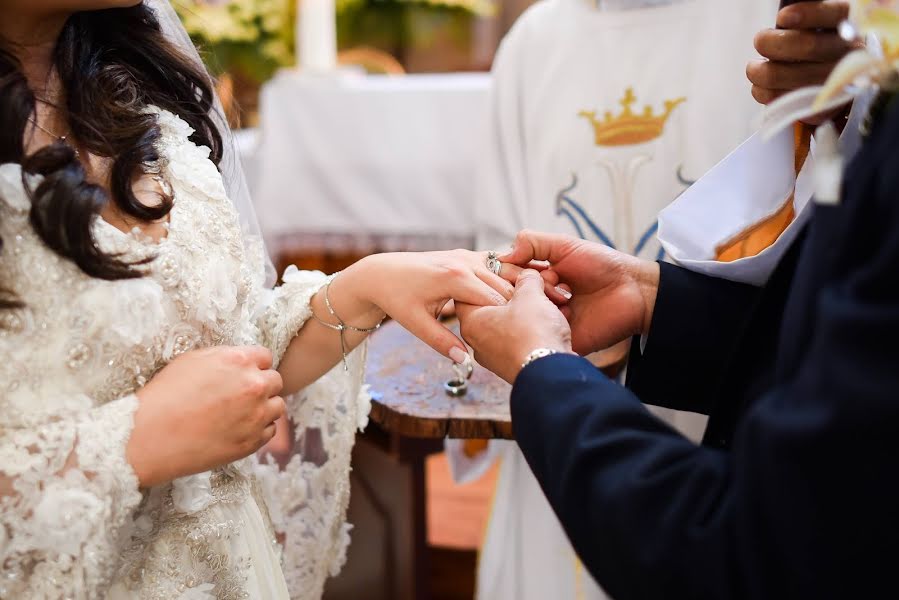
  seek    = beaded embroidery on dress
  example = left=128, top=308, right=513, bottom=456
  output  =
left=0, top=107, right=369, bottom=600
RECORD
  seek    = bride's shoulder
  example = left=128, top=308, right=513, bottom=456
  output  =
left=145, top=105, right=196, bottom=147
left=145, top=105, right=227, bottom=202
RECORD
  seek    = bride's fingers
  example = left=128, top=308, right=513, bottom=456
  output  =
left=476, top=268, right=515, bottom=300
left=447, top=272, right=509, bottom=307
left=540, top=269, right=560, bottom=287
left=397, top=307, right=470, bottom=362
left=496, top=262, right=524, bottom=285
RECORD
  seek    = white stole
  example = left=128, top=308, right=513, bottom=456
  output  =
left=657, top=91, right=871, bottom=286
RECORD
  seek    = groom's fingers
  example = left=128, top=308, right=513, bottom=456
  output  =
left=540, top=269, right=560, bottom=287
left=505, top=263, right=562, bottom=304
left=496, top=262, right=524, bottom=284
left=500, top=230, right=578, bottom=265
left=512, top=269, right=547, bottom=300
left=454, top=301, right=476, bottom=321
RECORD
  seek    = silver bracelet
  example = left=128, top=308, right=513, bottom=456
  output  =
left=311, top=273, right=384, bottom=371
left=521, top=348, right=560, bottom=370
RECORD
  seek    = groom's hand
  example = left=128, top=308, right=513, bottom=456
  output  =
left=501, top=230, right=659, bottom=356
left=456, top=270, right=572, bottom=384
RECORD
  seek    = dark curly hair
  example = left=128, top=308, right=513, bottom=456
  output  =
left=0, top=2, right=223, bottom=307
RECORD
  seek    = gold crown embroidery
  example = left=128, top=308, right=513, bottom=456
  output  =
left=579, top=88, right=686, bottom=147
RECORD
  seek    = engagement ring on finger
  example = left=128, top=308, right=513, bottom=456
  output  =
left=486, top=251, right=503, bottom=276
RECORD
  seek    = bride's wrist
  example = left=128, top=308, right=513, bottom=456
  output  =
left=325, top=257, right=387, bottom=327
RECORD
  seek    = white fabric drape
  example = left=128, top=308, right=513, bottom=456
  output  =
left=253, top=72, right=490, bottom=254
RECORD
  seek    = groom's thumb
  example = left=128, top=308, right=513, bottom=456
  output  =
left=514, top=269, right=544, bottom=298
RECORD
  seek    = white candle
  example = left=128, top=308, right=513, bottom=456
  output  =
left=298, top=0, right=337, bottom=72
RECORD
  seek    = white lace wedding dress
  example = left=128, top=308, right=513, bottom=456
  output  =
left=0, top=107, right=370, bottom=600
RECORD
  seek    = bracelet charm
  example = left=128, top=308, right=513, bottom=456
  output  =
left=311, top=273, right=384, bottom=371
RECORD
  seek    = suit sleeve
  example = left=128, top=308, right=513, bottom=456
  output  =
left=625, top=261, right=760, bottom=415
left=512, top=183, right=899, bottom=599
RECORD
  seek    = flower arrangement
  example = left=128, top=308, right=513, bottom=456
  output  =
left=341, top=0, right=495, bottom=18
left=175, top=0, right=495, bottom=82
left=174, top=0, right=296, bottom=83
left=336, top=0, right=496, bottom=72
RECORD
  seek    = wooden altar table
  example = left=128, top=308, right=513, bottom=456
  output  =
left=366, top=319, right=513, bottom=441
left=327, top=320, right=510, bottom=600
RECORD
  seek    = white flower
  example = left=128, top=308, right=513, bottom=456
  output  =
left=113, top=279, right=168, bottom=345
left=171, top=471, right=214, bottom=514
left=282, top=265, right=327, bottom=287
left=165, top=141, right=227, bottom=198
left=194, top=256, right=239, bottom=325
left=30, top=480, right=104, bottom=555
left=80, top=278, right=168, bottom=347
left=133, top=514, right=154, bottom=536
left=150, top=106, right=194, bottom=140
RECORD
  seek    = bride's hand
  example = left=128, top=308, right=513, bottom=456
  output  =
left=342, top=250, right=521, bottom=361
left=128, top=346, right=285, bottom=488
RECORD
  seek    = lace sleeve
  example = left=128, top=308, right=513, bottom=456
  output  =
left=252, top=265, right=371, bottom=599
left=254, top=265, right=329, bottom=369
left=0, top=395, right=144, bottom=599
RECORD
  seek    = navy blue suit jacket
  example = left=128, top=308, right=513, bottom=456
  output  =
left=511, top=99, right=899, bottom=600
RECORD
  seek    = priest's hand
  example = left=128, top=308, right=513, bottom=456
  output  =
left=456, top=269, right=573, bottom=384
left=499, top=230, right=659, bottom=356
left=748, top=1, right=859, bottom=119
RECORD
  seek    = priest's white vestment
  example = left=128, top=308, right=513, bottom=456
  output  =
left=451, top=1, right=780, bottom=598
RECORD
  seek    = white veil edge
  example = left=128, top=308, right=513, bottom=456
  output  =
left=147, top=0, right=277, bottom=288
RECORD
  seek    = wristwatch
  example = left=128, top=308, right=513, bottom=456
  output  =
left=521, top=348, right=560, bottom=370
